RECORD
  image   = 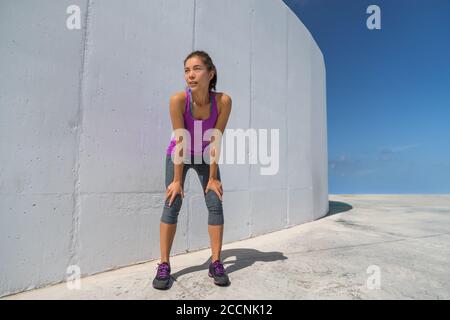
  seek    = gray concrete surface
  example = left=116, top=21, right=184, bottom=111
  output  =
left=0, top=0, right=327, bottom=297
left=3, top=195, right=449, bottom=300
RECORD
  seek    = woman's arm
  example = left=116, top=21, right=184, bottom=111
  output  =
left=209, top=93, right=232, bottom=180
left=166, top=93, right=186, bottom=206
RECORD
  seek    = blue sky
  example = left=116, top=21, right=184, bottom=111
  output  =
left=283, top=0, right=450, bottom=194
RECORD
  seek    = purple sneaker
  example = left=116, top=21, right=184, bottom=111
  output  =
left=208, top=260, right=230, bottom=286
left=152, top=262, right=171, bottom=290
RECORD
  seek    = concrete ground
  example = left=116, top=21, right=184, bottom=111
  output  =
left=3, top=195, right=450, bottom=300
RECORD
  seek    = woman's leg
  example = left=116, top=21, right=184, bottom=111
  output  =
left=159, top=154, right=189, bottom=264
left=194, top=161, right=224, bottom=261
left=208, top=224, right=224, bottom=262
left=159, top=222, right=177, bottom=264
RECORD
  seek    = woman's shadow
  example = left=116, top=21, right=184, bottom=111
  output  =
left=169, top=248, right=287, bottom=287
left=166, top=200, right=352, bottom=288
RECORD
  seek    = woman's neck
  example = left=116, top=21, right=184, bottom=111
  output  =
left=191, top=88, right=210, bottom=106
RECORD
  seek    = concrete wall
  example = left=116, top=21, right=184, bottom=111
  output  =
left=0, top=0, right=328, bottom=297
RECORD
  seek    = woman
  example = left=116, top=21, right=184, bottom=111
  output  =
left=153, top=51, right=232, bottom=290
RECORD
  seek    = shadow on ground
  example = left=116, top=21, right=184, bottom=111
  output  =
left=170, top=248, right=287, bottom=285
left=164, top=200, right=351, bottom=288
left=323, top=200, right=353, bottom=218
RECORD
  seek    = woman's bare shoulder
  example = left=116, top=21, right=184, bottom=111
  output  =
left=214, top=91, right=232, bottom=113
left=215, top=91, right=232, bottom=100
left=169, top=91, right=186, bottom=114
left=170, top=91, right=186, bottom=102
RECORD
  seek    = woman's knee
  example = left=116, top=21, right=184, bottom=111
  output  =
left=205, top=190, right=222, bottom=207
left=205, top=190, right=224, bottom=224
left=161, top=194, right=183, bottom=224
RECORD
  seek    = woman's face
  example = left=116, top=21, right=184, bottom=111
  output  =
left=184, top=56, right=213, bottom=92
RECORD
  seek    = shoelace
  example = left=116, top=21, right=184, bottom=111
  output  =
left=156, top=263, right=170, bottom=278
left=212, top=261, right=225, bottom=276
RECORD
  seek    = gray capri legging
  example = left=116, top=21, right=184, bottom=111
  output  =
left=161, top=154, right=224, bottom=225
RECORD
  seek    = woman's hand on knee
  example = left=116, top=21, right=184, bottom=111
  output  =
left=205, top=178, right=223, bottom=201
left=166, top=181, right=184, bottom=206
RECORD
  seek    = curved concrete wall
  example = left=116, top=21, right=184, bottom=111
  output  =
left=0, top=0, right=328, bottom=297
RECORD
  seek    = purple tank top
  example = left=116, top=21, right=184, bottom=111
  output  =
left=166, top=87, right=218, bottom=156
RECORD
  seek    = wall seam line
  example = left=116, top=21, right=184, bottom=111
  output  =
left=248, top=3, right=254, bottom=238
left=69, top=0, right=92, bottom=270
left=187, top=0, right=197, bottom=251
left=285, top=8, right=290, bottom=227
